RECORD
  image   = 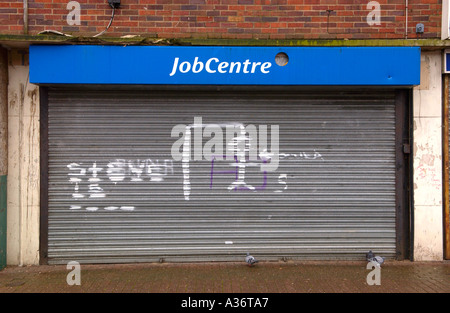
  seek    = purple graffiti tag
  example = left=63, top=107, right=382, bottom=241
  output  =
left=210, top=155, right=267, bottom=192
left=210, top=155, right=237, bottom=189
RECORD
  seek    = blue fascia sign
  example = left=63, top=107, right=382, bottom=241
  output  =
left=29, top=45, right=420, bottom=86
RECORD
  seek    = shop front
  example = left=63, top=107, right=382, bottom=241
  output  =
left=30, top=45, right=420, bottom=264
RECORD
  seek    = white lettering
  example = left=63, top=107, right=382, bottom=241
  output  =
left=366, top=261, right=381, bottom=285
left=171, top=124, right=186, bottom=161
left=251, top=62, right=261, bottom=73
left=218, top=61, right=229, bottom=73
left=169, top=57, right=272, bottom=76
left=229, top=61, right=241, bottom=73
left=261, top=62, right=272, bottom=73
left=169, top=57, right=179, bottom=76
left=242, top=59, right=251, bottom=73
left=205, top=57, right=219, bottom=73
left=367, top=1, right=381, bottom=26
left=179, top=61, right=191, bottom=73
left=181, top=297, right=215, bottom=310
left=203, top=124, right=223, bottom=162
left=67, top=1, right=81, bottom=26
left=192, top=57, right=204, bottom=73
left=66, top=261, right=81, bottom=286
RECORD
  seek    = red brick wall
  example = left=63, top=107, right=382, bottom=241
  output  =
left=0, top=0, right=443, bottom=40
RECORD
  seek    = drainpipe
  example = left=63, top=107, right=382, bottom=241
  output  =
left=405, top=0, right=408, bottom=39
left=23, top=0, right=28, bottom=35
left=0, top=47, right=8, bottom=270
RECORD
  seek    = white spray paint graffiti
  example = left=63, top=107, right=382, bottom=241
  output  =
left=65, top=121, right=325, bottom=208
left=67, top=163, right=85, bottom=199
left=67, top=159, right=174, bottom=211
left=182, top=127, right=192, bottom=201
left=87, top=162, right=106, bottom=199
left=172, top=118, right=280, bottom=200
left=227, top=124, right=254, bottom=191
left=274, top=174, right=288, bottom=193
left=279, top=150, right=324, bottom=161
left=106, top=159, right=174, bottom=183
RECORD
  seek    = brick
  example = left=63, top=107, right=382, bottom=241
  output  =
left=0, top=0, right=441, bottom=40
left=0, top=9, right=18, bottom=14
left=180, top=5, right=197, bottom=10
left=228, top=16, right=243, bottom=22
left=261, top=17, right=278, bottom=22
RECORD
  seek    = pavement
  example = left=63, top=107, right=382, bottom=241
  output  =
left=0, top=260, right=449, bottom=294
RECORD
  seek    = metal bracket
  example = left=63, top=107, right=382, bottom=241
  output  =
left=403, top=143, right=411, bottom=154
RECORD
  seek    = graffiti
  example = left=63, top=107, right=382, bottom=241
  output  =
left=67, top=159, right=174, bottom=211
left=210, top=155, right=268, bottom=192
left=172, top=118, right=279, bottom=200
left=171, top=117, right=280, bottom=171
left=65, top=120, right=325, bottom=208
left=106, top=159, right=174, bottom=183
left=279, top=150, right=324, bottom=161
left=68, top=159, right=174, bottom=185
left=208, top=148, right=323, bottom=195
left=66, top=149, right=322, bottom=208
left=274, top=174, right=288, bottom=193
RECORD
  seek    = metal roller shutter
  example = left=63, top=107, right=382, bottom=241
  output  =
left=447, top=78, right=450, bottom=260
left=46, top=88, right=397, bottom=264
